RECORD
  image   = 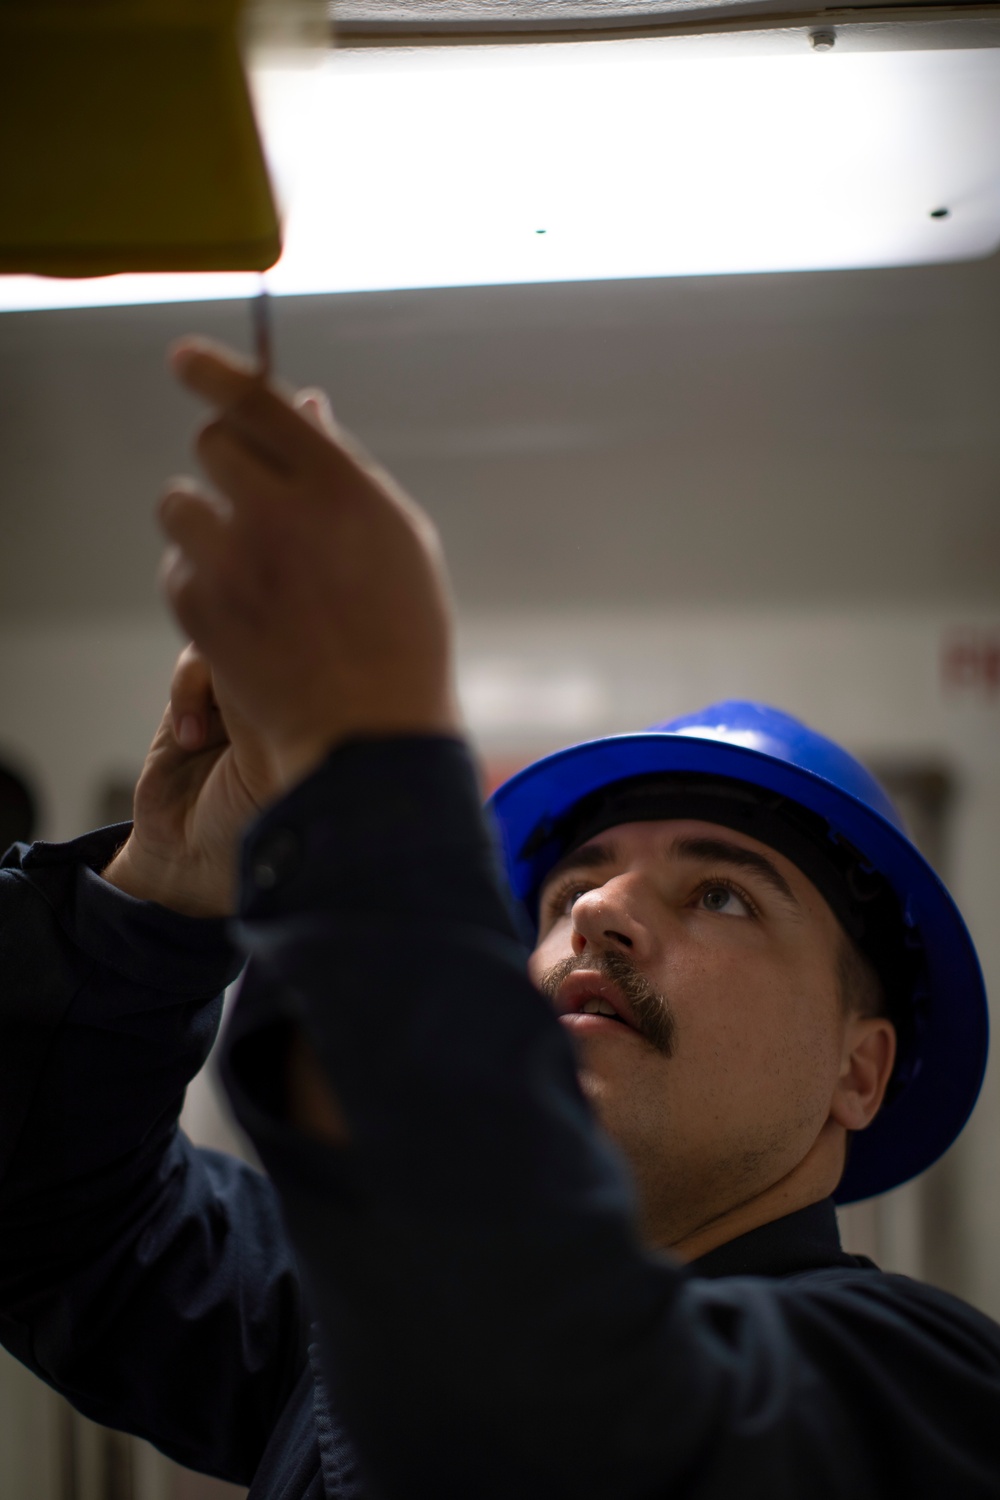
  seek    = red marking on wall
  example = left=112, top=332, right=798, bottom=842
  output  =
left=941, top=630, right=1000, bottom=698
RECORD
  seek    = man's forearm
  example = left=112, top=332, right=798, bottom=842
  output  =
left=219, top=737, right=667, bottom=1495
left=0, top=828, right=305, bottom=1483
left=0, top=824, right=240, bottom=1230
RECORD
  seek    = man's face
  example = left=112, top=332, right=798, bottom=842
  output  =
left=528, top=818, right=856, bottom=1249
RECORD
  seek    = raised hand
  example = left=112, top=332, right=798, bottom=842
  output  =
left=158, top=340, right=460, bottom=792
left=102, top=643, right=281, bottom=917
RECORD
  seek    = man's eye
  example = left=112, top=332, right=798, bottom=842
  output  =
left=697, top=882, right=754, bottom=918
left=543, top=880, right=591, bottom=919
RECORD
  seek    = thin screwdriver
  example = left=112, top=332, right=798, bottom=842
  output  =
left=252, top=278, right=273, bottom=379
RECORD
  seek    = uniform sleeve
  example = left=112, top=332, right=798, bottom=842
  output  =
left=221, top=738, right=1000, bottom=1500
left=0, top=828, right=308, bottom=1485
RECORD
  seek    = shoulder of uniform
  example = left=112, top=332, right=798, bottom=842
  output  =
left=777, top=1266, right=1000, bottom=1373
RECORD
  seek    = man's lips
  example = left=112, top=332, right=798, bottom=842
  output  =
left=554, top=970, right=640, bottom=1032
left=539, top=952, right=677, bottom=1057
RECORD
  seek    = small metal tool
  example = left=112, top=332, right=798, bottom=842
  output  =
left=252, top=277, right=273, bottom=378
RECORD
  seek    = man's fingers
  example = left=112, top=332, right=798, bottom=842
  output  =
left=169, top=644, right=225, bottom=753
left=169, top=335, right=259, bottom=404
left=171, top=644, right=212, bottom=750
left=295, top=387, right=338, bottom=436
left=158, top=476, right=228, bottom=549
left=158, top=479, right=232, bottom=647
left=169, top=338, right=332, bottom=480
left=195, top=419, right=287, bottom=513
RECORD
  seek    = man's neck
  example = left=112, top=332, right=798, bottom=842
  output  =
left=651, top=1134, right=845, bottom=1263
left=666, top=1184, right=826, bottom=1263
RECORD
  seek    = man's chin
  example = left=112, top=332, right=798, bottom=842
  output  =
left=574, top=1057, right=635, bottom=1115
left=572, top=1043, right=671, bottom=1132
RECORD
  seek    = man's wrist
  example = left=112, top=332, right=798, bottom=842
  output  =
left=102, top=834, right=235, bottom=919
left=272, top=702, right=463, bottom=793
left=236, top=733, right=521, bottom=951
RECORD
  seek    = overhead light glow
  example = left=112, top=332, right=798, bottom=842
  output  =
left=2, top=39, right=999, bottom=312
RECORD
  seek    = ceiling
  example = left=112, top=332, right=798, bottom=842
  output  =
left=326, top=0, right=1000, bottom=36
left=1, top=251, right=999, bottom=621
left=326, top=0, right=1000, bottom=45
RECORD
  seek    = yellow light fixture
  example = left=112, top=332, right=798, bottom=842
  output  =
left=0, top=0, right=282, bottom=276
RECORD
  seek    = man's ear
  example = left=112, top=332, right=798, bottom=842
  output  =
left=830, top=1017, right=897, bottom=1132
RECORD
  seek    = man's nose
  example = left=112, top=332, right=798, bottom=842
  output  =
left=570, top=877, right=650, bottom=959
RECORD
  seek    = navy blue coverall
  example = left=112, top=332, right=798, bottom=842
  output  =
left=1, top=738, right=999, bottom=1498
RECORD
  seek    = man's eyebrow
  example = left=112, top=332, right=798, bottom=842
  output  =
left=672, top=835, right=798, bottom=905
left=540, top=839, right=617, bottom=892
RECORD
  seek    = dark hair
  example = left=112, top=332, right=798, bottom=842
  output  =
left=837, top=930, right=888, bottom=1023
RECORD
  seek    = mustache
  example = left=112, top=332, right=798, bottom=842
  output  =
left=537, top=948, right=678, bottom=1058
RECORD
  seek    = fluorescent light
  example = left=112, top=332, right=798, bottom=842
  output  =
left=2, top=38, right=999, bottom=312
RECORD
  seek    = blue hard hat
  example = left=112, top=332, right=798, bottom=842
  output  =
left=487, top=699, right=988, bottom=1204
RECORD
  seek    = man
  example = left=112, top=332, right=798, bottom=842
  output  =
left=0, top=339, right=998, bottom=1499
